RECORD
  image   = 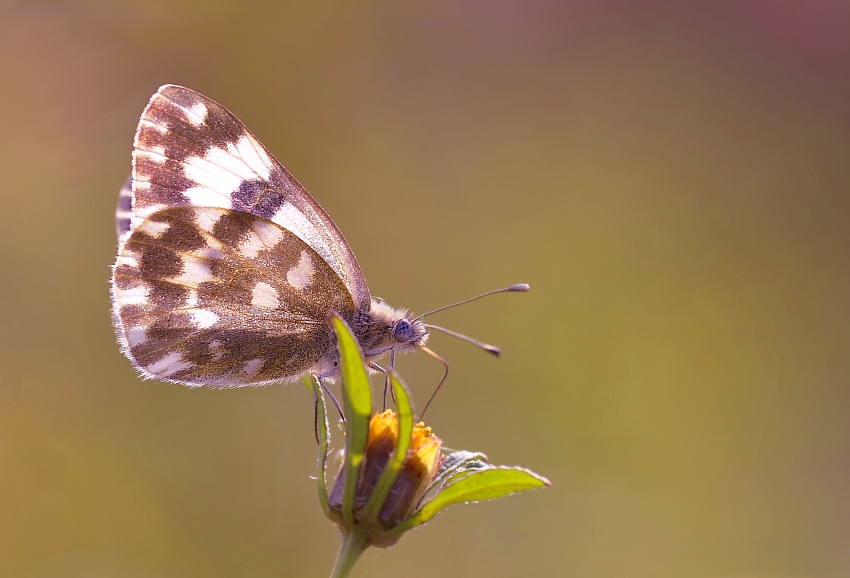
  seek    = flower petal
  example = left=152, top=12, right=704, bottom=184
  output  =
left=358, top=372, right=414, bottom=523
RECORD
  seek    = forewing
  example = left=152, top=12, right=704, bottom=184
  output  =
left=130, top=84, right=371, bottom=309
left=111, top=206, right=357, bottom=387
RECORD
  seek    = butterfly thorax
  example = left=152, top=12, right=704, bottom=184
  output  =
left=351, top=300, right=429, bottom=358
left=313, top=300, right=428, bottom=379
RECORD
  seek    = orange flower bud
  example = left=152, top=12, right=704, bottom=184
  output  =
left=329, top=410, right=443, bottom=538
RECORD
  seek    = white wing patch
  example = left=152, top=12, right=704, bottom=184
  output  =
left=195, top=207, right=224, bottom=233
left=130, top=201, right=168, bottom=231
left=205, top=142, right=263, bottom=182
left=272, top=203, right=340, bottom=280
left=253, top=218, right=284, bottom=247
left=126, top=327, right=147, bottom=347
left=240, top=220, right=285, bottom=258
left=119, top=285, right=149, bottom=306
left=190, top=309, right=219, bottom=329
left=233, top=135, right=272, bottom=180
left=146, top=352, right=193, bottom=377
left=287, top=250, right=314, bottom=289
left=137, top=219, right=170, bottom=238
left=182, top=152, right=243, bottom=204
left=136, top=147, right=167, bottom=164
left=115, top=253, right=139, bottom=269
left=180, top=136, right=274, bottom=212
left=243, top=359, right=264, bottom=378
left=185, top=101, right=208, bottom=126
left=171, top=258, right=213, bottom=285
left=183, top=187, right=229, bottom=210
left=251, top=282, right=281, bottom=309
left=139, top=118, right=167, bottom=134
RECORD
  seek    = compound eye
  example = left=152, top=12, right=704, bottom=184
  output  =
left=393, top=319, right=414, bottom=342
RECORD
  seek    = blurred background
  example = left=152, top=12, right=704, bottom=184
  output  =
left=2, top=1, right=849, bottom=576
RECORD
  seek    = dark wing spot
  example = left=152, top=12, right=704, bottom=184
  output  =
left=212, top=210, right=257, bottom=246
left=147, top=279, right=190, bottom=310
left=156, top=211, right=206, bottom=251
left=113, top=265, right=143, bottom=290
left=136, top=244, right=183, bottom=278
left=231, top=179, right=285, bottom=220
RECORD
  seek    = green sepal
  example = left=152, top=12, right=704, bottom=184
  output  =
left=308, top=375, right=331, bottom=517
left=392, top=466, right=551, bottom=534
left=358, top=371, right=414, bottom=523
left=328, top=312, right=372, bottom=526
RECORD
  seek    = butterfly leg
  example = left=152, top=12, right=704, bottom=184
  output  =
left=387, top=348, right=397, bottom=407
left=365, top=348, right=397, bottom=410
left=380, top=349, right=397, bottom=410
left=363, top=345, right=395, bottom=411
left=368, top=361, right=390, bottom=410
left=310, top=379, right=321, bottom=445
left=315, top=374, right=346, bottom=426
left=363, top=345, right=395, bottom=410
left=365, top=356, right=391, bottom=411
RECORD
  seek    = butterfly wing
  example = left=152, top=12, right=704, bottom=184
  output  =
left=111, top=206, right=357, bottom=387
left=127, top=84, right=371, bottom=310
left=116, top=175, right=133, bottom=238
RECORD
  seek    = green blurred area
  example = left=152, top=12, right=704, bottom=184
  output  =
left=1, top=1, right=849, bottom=577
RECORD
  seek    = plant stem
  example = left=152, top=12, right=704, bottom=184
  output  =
left=329, top=530, right=368, bottom=578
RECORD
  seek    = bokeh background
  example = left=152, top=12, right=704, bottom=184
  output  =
left=2, top=1, right=850, bottom=576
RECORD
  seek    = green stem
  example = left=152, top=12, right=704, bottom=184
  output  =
left=329, top=530, right=368, bottom=578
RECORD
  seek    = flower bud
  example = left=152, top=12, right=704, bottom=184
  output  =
left=328, top=410, right=442, bottom=546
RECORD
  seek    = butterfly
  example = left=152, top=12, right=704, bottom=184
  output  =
left=111, top=85, right=526, bottom=388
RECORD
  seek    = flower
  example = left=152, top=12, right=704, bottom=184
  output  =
left=378, top=418, right=442, bottom=527
left=315, top=313, right=550, bottom=578
left=327, top=411, right=443, bottom=544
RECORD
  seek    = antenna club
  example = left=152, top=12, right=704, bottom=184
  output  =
left=508, top=283, right=530, bottom=292
left=484, top=345, right=502, bottom=357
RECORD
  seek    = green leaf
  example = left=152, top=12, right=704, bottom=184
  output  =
left=309, top=375, right=331, bottom=517
left=358, top=371, right=414, bottom=523
left=329, top=313, right=372, bottom=526
left=393, top=466, right=550, bottom=533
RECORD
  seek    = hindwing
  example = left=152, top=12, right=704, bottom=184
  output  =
left=111, top=206, right=357, bottom=387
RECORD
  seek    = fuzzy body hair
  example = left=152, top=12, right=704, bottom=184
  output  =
left=313, top=299, right=429, bottom=380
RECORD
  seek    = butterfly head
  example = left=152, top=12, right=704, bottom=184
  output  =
left=367, top=299, right=429, bottom=354
left=391, top=316, right=429, bottom=352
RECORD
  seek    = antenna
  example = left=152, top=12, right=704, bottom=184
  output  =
left=418, top=346, right=449, bottom=421
left=414, top=283, right=529, bottom=321
left=416, top=283, right=529, bottom=417
left=425, top=324, right=501, bottom=357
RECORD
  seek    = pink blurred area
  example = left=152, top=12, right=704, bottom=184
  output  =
left=712, top=0, right=850, bottom=71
